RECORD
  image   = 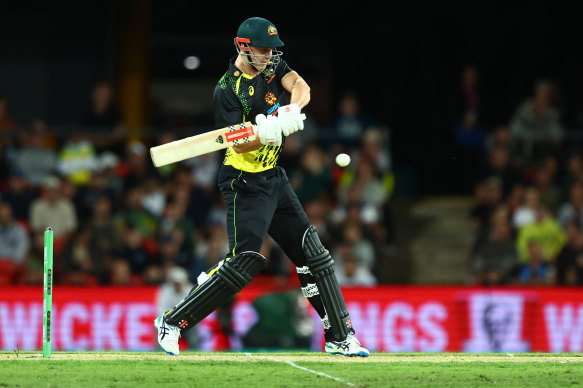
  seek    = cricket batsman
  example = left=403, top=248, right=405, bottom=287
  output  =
left=155, top=16, right=369, bottom=357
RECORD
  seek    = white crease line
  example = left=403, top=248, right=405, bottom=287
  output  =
left=244, top=353, right=356, bottom=387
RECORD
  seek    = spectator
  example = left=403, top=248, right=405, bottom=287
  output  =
left=334, top=242, right=377, bottom=286
left=360, top=127, right=392, bottom=174
left=169, top=166, right=214, bottom=228
left=509, top=79, right=564, bottom=161
left=79, top=81, right=126, bottom=155
left=115, top=186, right=158, bottom=239
left=471, top=217, right=519, bottom=285
left=330, top=91, right=374, bottom=147
left=95, top=151, right=124, bottom=202
left=562, top=152, right=583, bottom=197
left=471, top=203, right=511, bottom=261
left=61, top=226, right=101, bottom=285
left=451, top=65, right=482, bottom=124
left=29, top=118, right=58, bottom=150
left=141, top=176, right=167, bottom=219
left=57, top=131, right=98, bottom=186
left=156, top=199, right=196, bottom=268
left=183, top=151, right=221, bottom=194
left=120, top=141, right=159, bottom=192
left=29, top=176, right=78, bottom=245
left=0, top=169, right=38, bottom=223
left=512, top=186, right=540, bottom=229
left=532, top=162, right=563, bottom=215
left=88, top=196, right=121, bottom=266
left=330, top=196, right=380, bottom=247
left=557, top=182, right=583, bottom=229
left=477, top=145, right=524, bottom=199
left=470, top=176, right=504, bottom=233
left=294, top=142, right=334, bottom=205
left=515, top=204, right=567, bottom=264
left=485, top=125, right=513, bottom=153
left=108, top=258, right=134, bottom=286
left=337, top=157, right=387, bottom=223
left=555, top=222, right=583, bottom=286
left=513, top=240, right=555, bottom=285
left=0, top=202, right=30, bottom=284
left=506, top=183, right=526, bottom=217
left=12, top=127, right=58, bottom=186
left=75, top=165, right=120, bottom=222
left=341, top=222, right=376, bottom=273
left=112, top=225, right=162, bottom=285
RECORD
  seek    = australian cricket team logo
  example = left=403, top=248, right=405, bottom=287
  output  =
left=267, top=25, right=278, bottom=35
left=265, top=92, right=277, bottom=105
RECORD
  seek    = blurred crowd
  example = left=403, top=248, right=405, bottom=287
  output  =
left=0, top=83, right=393, bottom=289
left=453, top=65, right=583, bottom=287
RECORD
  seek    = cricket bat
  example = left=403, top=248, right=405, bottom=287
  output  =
left=150, top=122, right=256, bottom=167
left=150, top=114, right=306, bottom=167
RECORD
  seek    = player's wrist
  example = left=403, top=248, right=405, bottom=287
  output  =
left=278, top=104, right=301, bottom=116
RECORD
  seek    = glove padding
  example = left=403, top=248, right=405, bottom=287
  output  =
left=255, top=114, right=283, bottom=147
left=278, top=104, right=304, bottom=136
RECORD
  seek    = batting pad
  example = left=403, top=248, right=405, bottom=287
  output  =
left=164, top=251, right=267, bottom=332
left=303, top=226, right=353, bottom=342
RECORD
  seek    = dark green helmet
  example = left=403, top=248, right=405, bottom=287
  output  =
left=234, top=17, right=283, bottom=78
left=235, top=17, right=284, bottom=48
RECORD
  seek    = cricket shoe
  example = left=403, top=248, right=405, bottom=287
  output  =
left=154, top=315, right=181, bottom=355
left=325, top=334, right=370, bottom=357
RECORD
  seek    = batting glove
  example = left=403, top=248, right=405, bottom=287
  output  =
left=255, top=114, right=283, bottom=147
left=278, top=104, right=304, bottom=136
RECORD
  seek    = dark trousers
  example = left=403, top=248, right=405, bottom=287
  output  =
left=218, top=165, right=310, bottom=266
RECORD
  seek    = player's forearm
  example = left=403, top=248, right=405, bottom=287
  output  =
left=233, top=136, right=262, bottom=153
left=290, top=78, right=310, bottom=108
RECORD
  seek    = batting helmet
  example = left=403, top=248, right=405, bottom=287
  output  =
left=235, top=17, right=284, bottom=49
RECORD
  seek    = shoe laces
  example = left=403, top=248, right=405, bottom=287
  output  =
left=160, top=321, right=181, bottom=341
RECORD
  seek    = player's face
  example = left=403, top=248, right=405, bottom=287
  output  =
left=249, top=46, right=272, bottom=70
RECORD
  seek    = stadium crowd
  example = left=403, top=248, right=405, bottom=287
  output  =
left=455, top=66, right=583, bottom=287
left=0, top=84, right=392, bottom=289
left=4, top=67, right=582, bottom=291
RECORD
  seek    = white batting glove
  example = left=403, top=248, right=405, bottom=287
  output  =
left=278, top=104, right=304, bottom=136
left=255, top=114, right=283, bottom=147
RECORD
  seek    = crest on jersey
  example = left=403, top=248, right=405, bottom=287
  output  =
left=265, top=92, right=277, bottom=105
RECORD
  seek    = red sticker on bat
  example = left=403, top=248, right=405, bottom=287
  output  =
left=225, top=126, right=255, bottom=142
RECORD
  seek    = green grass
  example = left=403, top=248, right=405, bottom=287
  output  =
left=1, top=352, right=582, bottom=387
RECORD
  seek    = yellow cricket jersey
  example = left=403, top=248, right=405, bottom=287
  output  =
left=213, top=56, right=292, bottom=172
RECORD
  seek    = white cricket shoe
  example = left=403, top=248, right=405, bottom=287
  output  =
left=325, top=334, right=370, bottom=357
left=154, top=315, right=181, bottom=355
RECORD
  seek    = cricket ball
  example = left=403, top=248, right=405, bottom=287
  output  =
left=335, top=153, right=351, bottom=167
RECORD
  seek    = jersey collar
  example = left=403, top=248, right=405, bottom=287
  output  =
left=229, top=56, right=255, bottom=79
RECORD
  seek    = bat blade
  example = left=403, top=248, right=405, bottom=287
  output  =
left=150, top=114, right=306, bottom=167
left=150, top=122, right=255, bottom=167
